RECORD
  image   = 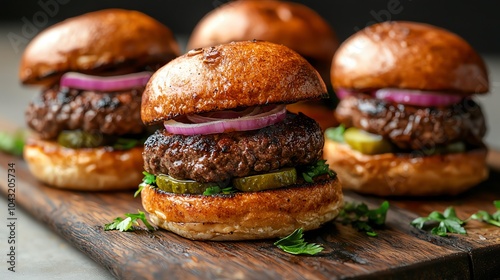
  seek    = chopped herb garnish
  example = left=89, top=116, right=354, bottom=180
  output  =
left=134, top=184, right=144, bottom=198
left=203, top=186, right=236, bottom=196
left=468, top=200, right=500, bottom=227
left=300, top=160, right=336, bottom=183
left=142, top=171, right=157, bottom=186
left=325, top=124, right=345, bottom=143
left=135, top=171, right=157, bottom=197
left=411, top=207, right=466, bottom=237
left=0, top=130, right=25, bottom=156
left=104, top=210, right=154, bottom=232
left=274, top=228, right=324, bottom=255
left=113, top=138, right=139, bottom=150
left=336, top=201, right=389, bottom=236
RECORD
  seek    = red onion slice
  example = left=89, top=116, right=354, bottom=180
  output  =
left=60, top=71, right=152, bottom=92
left=165, top=105, right=287, bottom=135
left=335, top=88, right=357, bottom=99
left=374, top=88, right=463, bottom=107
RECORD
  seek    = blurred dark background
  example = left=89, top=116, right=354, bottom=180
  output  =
left=1, top=0, right=499, bottom=53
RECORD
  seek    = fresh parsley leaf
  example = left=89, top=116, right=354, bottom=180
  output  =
left=469, top=200, right=500, bottom=227
left=411, top=206, right=467, bottom=237
left=142, top=171, right=156, bottom=185
left=494, top=200, right=500, bottom=209
left=325, top=124, right=345, bottom=143
left=203, top=186, right=236, bottom=195
left=134, top=184, right=144, bottom=198
left=336, top=201, right=389, bottom=236
left=113, top=138, right=139, bottom=150
left=274, top=228, right=324, bottom=255
left=300, top=160, right=336, bottom=183
left=0, top=130, right=25, bottom=156
left=104, top=210, right=154, bottom=232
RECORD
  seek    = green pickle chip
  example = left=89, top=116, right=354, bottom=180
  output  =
left=57, top=130, right=105, bottom=148
left=343, top=127, right=392, bottom=155
left=156, top=174, right=218, bottom=194
left=232, top=167, right=297, bottom=192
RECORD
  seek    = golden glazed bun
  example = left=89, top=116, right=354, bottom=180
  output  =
left=187, top=0, right=338, bottom=85
left=141, top=40, right=328, bottom=125
left=331, top=21, right=489, bottom=94
left=324, top=140, right=489, bottom=196
left=20, top=9, right=181, bottom=86
left=141, top=178, right=343, bottom=240
left=23, top=137, right=144, bottom=191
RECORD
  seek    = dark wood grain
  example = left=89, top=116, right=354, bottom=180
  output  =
left=1, top=151, right=499, bottom=279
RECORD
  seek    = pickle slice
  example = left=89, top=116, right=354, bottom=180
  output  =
left=156, top=174, right=217, bottom=194
left=343, top=127, right=392, bottom=155
left=445, top=142, right=466, bottom=154
left=232, top=168, right=297, bottom=192
left=57, top=130, right=105, bottom=148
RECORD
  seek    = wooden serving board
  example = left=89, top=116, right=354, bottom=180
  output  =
left=1, top=150, right=499, bottom=279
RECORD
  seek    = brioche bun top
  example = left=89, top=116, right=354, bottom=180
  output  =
left=20, top=9, right=180, bottom=86
left=187, top=0, right=338, bottom=85
left=331, top=21, right=489, bottom=94
left=141, top=40, right=327, bottom=125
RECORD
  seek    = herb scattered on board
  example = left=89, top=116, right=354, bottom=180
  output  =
left=469, top=200, right=500, bottom=227
left=300, top=160, right=336, bottom=183
left=104, top=210, right=154, bottom=232
left=274, top=228, right=324, bottom=255
left=0, top=130, right=25, bottom=156
left=324, top=124, right=345, bottom=143
left=411, top=201, right=500, bottom=237
left=411, top=207, right=466, bottom=237
left=336, top=201, right=389, bottom=236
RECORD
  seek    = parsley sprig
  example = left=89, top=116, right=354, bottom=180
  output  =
left=104, top=210, right=154, bottom=232
left=301, top=160, right=336, bottom=183
left=336, top=201, right=389, bottom=236
left=0, top=130, right=25, bottom=156
left=324, top=124, right=345, bottom=143
left=203, top=186, right=236, bottom=196
left=411, top=207, right=466, bottom=237
left=469, top=200, right=500, bottom=227
left=412, top=202, right=500, bottom=237
left=274, top=228, right=324, bottom=255
left=135, top=171, right=157, bottom=197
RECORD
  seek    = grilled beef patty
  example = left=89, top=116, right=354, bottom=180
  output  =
left=143, top=112, right=324, bottom=183
left=335, top=93, right=486, bottom=150
left=26, top=86, right=146, bottom=140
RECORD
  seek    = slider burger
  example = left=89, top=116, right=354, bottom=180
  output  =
left=187, top=0, right=339, bottom=130
left=140, top=41, right=343, bottom=240
left=19, top=9, right=180, bottom=190
left=324, top=21, right=489, bottom=196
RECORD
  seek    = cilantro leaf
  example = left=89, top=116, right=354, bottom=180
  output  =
left=469, top=201, right=500, bottom=227
left=274, top=228, right=324, bottom=255
left=0, top=130, right=25, bottom=156
left=411, top=206, right=467, bottom=237
left=300, top=160, right=336, bottom=183
left=104, top=210, right=154, bottom=232
left=203, top=186, right=236, bottom=196
left=336, top=201, right=389, bottom=236
left=325, top=124, right=345, bottom=143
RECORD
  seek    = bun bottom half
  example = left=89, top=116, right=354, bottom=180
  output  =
left=141, top=178, right=343, bottom=241
left=23, top=137, right=144, bottom=191
left=324, top=140, right=489, bottom=196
